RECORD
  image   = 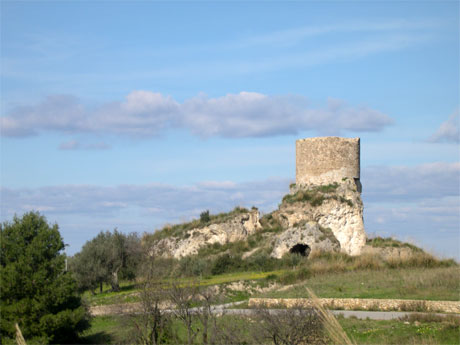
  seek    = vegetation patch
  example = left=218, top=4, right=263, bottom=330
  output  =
left=318, top=226, right=338, bottom=243
left=258, top=266, right=460, bottom=301
left=144, top=206, right=251, bottom=241
left=281, top=182, right=355, bottom=207
left=339, top=316, right=460, bottom=345
left=367, top=236, right=422, bottom=252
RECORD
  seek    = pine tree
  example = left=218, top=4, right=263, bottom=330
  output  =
left=0, top=212, right=90, bottom=343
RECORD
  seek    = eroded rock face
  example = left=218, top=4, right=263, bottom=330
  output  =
left=275, top=179, right=366, bottom=256
left=150, top=210, right=262, bottom=259
left=271, top=221, right=340, bottom=259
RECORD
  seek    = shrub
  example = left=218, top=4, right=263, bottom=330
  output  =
left=200, top=210, right=211, bottom=223
left=211, top=254, right=243, bottom=275
left=278, top=267, right=311, bottom=285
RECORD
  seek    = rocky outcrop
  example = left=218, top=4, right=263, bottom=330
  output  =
left=274, top=179, right=366, bottom=256
left=148, top=179, right=366, bottom=259
left=271, top=222, right=340, bottom=258
left=150, top=210, right=262, bottom=259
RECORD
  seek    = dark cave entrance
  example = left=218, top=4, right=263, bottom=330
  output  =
left=289, top=243, right=311, bottom=257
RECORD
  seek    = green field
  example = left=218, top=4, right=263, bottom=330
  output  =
left=257, top=267, right=460, bottom=301
left=84, top=266, right=460, bottom=308
left=81, top=313, right=460, bottom=345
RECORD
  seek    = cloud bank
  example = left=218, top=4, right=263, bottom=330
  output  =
left=429, top=109, right=460, bottom=143
left=1, top=91, right=393, bottom=138
left=1, top=162, right=458, bottom=258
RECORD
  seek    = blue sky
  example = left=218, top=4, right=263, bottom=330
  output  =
left=1, top=1, right=459, bottom=259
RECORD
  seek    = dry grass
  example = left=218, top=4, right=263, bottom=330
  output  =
left=263, top=266, right=460, bottom=301
left=306, top=287, right=356, bottom=345
left=15, top=323, right=27, bottom=345
left=302, top=249, right=455, bottom=276
left=400, top=313, right=460, bottom=326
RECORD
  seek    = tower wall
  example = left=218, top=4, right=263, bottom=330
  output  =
left=296, top=137, right=360, bottom=186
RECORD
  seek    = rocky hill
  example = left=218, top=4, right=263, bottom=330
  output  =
left=145, top=178, right=366, bottom=260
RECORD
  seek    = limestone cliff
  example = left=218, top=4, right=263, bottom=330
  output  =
left=147, top=178, right=366, bottom=259
left=271, top=222, right=340, bottom=259
left=149, top=209, right=262, bottom=259
left=273, top=178, right=366, bottom=256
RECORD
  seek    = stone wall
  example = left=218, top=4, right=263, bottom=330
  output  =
left=296, top=137, right=360, bottom=186
left=249, top=298, right=460, bottom=314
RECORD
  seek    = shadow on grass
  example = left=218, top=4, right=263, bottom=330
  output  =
left=80, top=331, right=112, bottom=344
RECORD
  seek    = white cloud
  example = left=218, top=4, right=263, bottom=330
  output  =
left=362, top=162, right=460, bottom=202
left=1, top=91, right=393, bottom=138
left=429, top=109, right=460, bottom=143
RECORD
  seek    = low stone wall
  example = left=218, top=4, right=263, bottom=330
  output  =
left=90, top=302, right=142, bottom=316
left=248, top=298, right=460, bottom=314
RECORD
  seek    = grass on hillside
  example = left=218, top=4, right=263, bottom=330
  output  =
left=85, top=270, right=285, bottom=306
left=81, top=313, right=460, bottom=345
left=366, top=236, right=422, bottom=252
left=143, top=206, right=252, bottom=242
left=256, top=266, right=460, bottom=301
left=84, top=243, right=458, bottom=306
left=281, top=182, right=354, bottom=207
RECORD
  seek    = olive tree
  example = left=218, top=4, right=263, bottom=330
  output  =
left=70, top=229, right=142, bottom=293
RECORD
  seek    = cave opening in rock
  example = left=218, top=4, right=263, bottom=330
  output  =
left=289, top=243, right=311, bottom=257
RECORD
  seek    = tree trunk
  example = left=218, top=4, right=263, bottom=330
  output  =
left=111, top=268, right=120, bottom=292
left=202, top=313, right=208, bottom=345
left=100, top=281, right=103, bottom=294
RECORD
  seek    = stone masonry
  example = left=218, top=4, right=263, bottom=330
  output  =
left=296, top=137, right=360, bottom=188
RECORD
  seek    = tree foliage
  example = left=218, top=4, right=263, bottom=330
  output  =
left=0, top=212, right=90, bottom=343
left=70, top=229, right=141, bottom=293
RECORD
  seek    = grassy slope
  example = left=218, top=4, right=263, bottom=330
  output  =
left=82, top=314, right=460, bottom=345
left=85, top=270, right=286, bottom=306
left=85, top=265, right=459, bottom=308
left=257, top=267, right=460, bottom=301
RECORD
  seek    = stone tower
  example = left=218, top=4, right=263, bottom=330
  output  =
left=296, top=137, right=361, bottom=191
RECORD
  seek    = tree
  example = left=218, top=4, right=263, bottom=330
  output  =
left=70, top=229, right=141, bottom=293
left=168, top=281, right=200, bottom=345
left=131, top=256, right=172, bottom=345
left=0, top=212, right=90, bottom=343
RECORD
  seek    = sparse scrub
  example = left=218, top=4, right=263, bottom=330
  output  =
left=318, top=226, right=339, bottom=243
left=259, top=266, right=460, bottom=301
left=400, top=313, right=460, bottom=326
left=282, top=189, right=325, bottom=206
left=366, top=236, right=422, bottom=252
left=316, top=182, right=339, bottom=193
left=281, top=182, right=355, bottom=208
left=144, top=206, right=250, bottom=242
left=259, top=213, right=283, bottom=233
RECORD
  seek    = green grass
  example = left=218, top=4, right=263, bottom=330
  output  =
left=83, top=281, right=141, bottom=306
left=82, top=313, right=460, bottom=345
left=281, top=182, right=357, bottom=208
left=367, top=236, right=422, bottom=252
left=80, top=315, right=129, bottom=344
left=257, top=267, right=460, bottom=301
left=181, top=270, right=286, bottom=286
left=85, top=270, right=286, bottom=306
left=339, top=316, right=460, bottom=345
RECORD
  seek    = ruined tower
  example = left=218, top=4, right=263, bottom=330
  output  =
left=296, top=137, right=361, bottom=191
